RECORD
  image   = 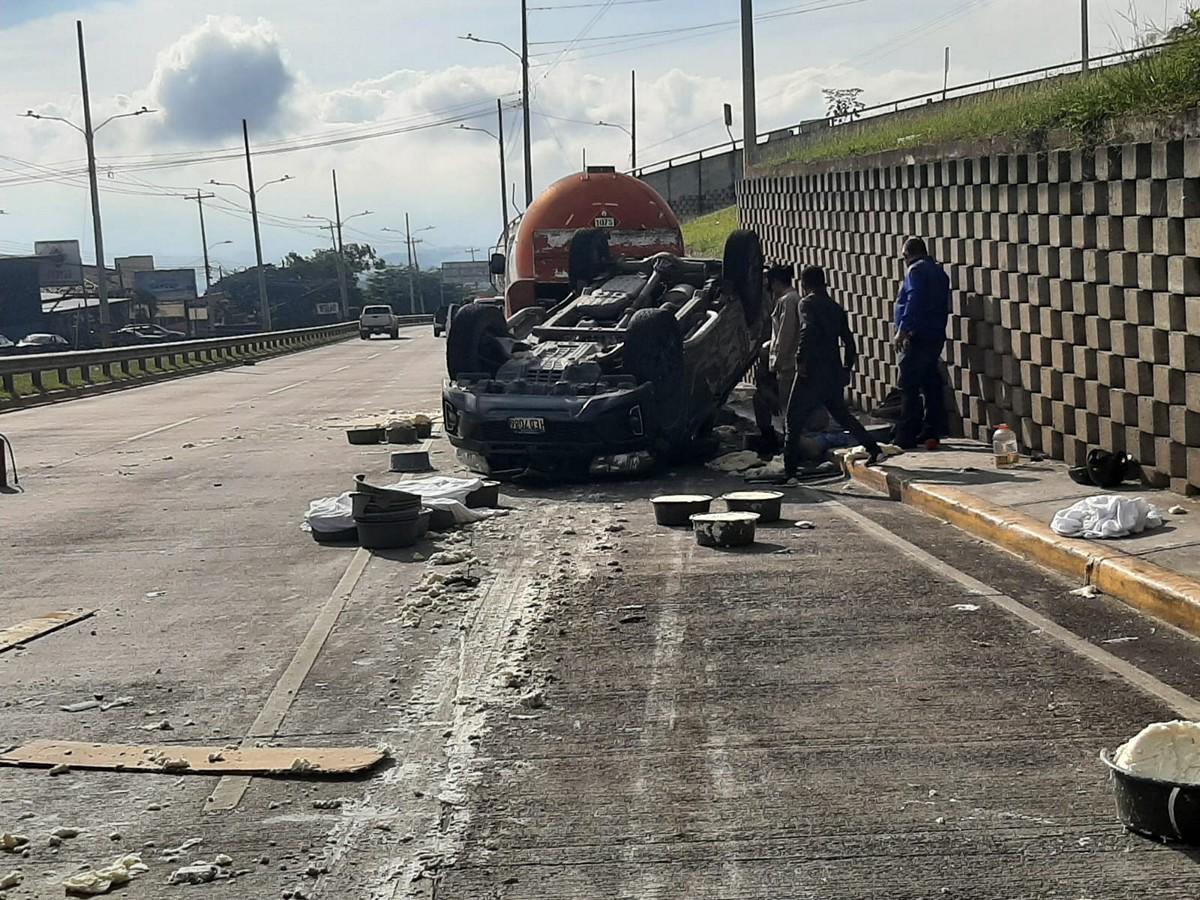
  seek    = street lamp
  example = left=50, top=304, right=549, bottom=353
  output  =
left=21, top=21, right=158, bottom=349
left=208, top=240, right=233, bottom=251
left=208, top=159, right=293, bottom=331
left=383, top=221, right=436, bottom=315
left=306, top=210, right=371, bottom=318
left=460, top=14, right=533, bottom=206
left=456, top=99, right=510, bottom=253
left=595, top=119, right=636, bottom=169
left=208, top=174, right=292, bottom=195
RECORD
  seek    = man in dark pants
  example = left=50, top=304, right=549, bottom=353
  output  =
left=783, top=265, right=882, bottom=475
left=893, top=237, right=951, bottom=449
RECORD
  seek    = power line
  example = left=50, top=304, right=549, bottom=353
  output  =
left=529, top=0, right=663, bottom=8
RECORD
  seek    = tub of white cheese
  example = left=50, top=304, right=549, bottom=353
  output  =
left=1102, top=720, right=1200, bottom=843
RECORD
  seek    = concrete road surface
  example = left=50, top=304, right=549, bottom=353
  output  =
left=1, top=326, right=1199, bottom=899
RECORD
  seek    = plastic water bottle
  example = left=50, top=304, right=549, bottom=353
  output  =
left=993, top=424, right=1019, bottom=469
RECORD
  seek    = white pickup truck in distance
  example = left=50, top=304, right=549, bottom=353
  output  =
left=359, top=305, right=399, bottom=340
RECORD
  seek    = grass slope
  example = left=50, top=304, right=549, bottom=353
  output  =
left=682, top=206, right=739, bottom=257
left=771, top=13, right=1200, bottom=167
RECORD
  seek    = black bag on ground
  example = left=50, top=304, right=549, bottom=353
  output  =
left=1068, top=448, right=1138, bottom=489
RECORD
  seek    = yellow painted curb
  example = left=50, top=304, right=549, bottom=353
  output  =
left=848, top=462, right=1200, bottom=640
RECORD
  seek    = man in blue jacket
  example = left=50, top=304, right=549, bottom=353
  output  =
left=893, top=237, right=950, bottom=449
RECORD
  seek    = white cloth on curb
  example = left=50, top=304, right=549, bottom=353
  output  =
left=1050, top=495, right=1164, bottom=539
left=303, top=476, right=504, bottom=532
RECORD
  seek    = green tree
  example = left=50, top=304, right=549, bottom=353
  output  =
left=364, top=266, right=469, bottom=315
left=208, top=242, right=383, bottom=329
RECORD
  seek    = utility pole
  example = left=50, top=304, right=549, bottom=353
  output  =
left=242, top=119, right=271, bottom=331
left=77, top=20, right=111, bottom=346
left=497, top=98, right=510, bottom=253
left=630, top=69, right=637, bottom=170
left=1080, top=0, right=1090, bottom=76
left=942, top=46, right=950, bottom=100
left=521, top=0, right=534, bottom=206
left=331, top=169, right=350, bottom=319
left=405, top=212, right=416, bottom=317
left=194, top=190, right=216, bottom=291
left=465, top=247, right=482, bottom=261
left=739, top=0, right=757, bottom=170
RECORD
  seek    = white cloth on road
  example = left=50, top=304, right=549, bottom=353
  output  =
left=383, top=475, right=500, bottom=524
left=304, top=476, right=503, bottom=532
left=1050, top=494, right=1164, bottom=539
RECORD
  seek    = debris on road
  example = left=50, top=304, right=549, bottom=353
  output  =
left=0, top=835, right=28, bottom=853
left=1169, top=505, right=1188, bottom=515
left=0, top=871, right=22, bottom=891
left=60, top=700, right=103, bottom=713
left=50, top=827, right=80, bottom=840
left=159, top=839, right=202, bottom=862
left=62, top=853, right=149, bottom=896
left=708, top=451, right=763, bottom=473
left=0, top=741, right=387, bottom=777
left=1070, top=585, right=1101, bottom=599
left=949, top=604, right=981, bottom=612
left=428, top=548, right=475, bottom=566
left=166, top=863, right=222, bottom=885
left=0, top=609, right=96, bottom=654
left=1102, top=636, right=1138, bottom=644
left=794, top=521, right=816, bottom=530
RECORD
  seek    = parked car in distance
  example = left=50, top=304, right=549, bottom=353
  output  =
left=359, top=305, right=399, bottom=340
left=0, top=334, right=15, bottom=356
left=433, top=303, right=460, bottom=337
left=15, top=333, right=72, bottom=353
left=114, top=324, right=186, bottom=345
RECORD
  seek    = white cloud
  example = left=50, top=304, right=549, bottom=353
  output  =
left=148, top=16, right=296, bottom=141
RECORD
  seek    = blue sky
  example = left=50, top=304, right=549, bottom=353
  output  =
left=0, top=0, right=1185, bottom=271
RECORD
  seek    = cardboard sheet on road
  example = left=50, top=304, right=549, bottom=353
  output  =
left=0, top=610, right=95, bottom=653
left=0, top=740, right=386, bottom=777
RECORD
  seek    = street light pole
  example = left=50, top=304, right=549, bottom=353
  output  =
left=76, top=20, right=112, bottom=346
left=195, top=190, right=216, bottom=291
left=740, top=0, right=757, bottom=170
left=630, top=69, right=637, bottom=170
left=1081, top=0, right=1090, bottom=76
left=242, top=118, right=271, bottom=331
left=497, top=99, right=510, bottom=253
left=521, top=0, right=534, bottom=206
left=405, top=212, right=416, bottom=316
left=331, top=169, right=349, bottom=319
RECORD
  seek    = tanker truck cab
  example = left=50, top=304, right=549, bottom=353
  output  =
left=493, top=166, right=684, bottom=319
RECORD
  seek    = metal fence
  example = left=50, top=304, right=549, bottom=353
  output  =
left=632, top=40, right=1178, bottom=178
left=0, top=316, right=432, bottom=403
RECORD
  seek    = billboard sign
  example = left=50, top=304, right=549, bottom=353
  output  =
left=133, top=268, right=197, bottom=302
left=315, top=302, right=340, bottom=316
left=34, top=240, right=82, bottom=287
left=440, top=260, right=492, bottom=292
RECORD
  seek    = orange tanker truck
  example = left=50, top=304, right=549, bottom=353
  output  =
left=490, top=165, right=684, bottom=317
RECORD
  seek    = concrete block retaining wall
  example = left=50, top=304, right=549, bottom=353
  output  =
left=739, top=140, right=1200, bottom=493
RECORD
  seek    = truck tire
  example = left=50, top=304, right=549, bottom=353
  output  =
left=722, top=229, right=764, bottom=324
left=447, top=303, right=511, bottom=378
left=359, top=331, right=369, bottom=340
left=623, top=308, right=685, bottom=443
left=568, top=228, right=612, bottom=290
left=389, top=327, right=399, bottom=339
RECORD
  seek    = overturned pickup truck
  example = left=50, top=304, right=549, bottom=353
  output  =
left=441, top=229, right=765, bottom=479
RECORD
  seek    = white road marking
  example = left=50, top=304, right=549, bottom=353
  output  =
left=119, top=416, right=200, bottom=444
left=330, top=365, right=351, bottom=373
left=818, top=491, right=1200, bottom=721
left=266, top=380, right=309, bottom=396
left=206, top=548, right=373, bottom=812
left=367, top=352, right=381, bottom=360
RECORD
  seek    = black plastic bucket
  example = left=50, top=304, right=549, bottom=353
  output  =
left=1101, top=749, right=1200, bottom=844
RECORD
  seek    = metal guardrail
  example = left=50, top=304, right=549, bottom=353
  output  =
left=632, top=40, right=1179, bottom=177
left=0, top=315, right=433, bottom=400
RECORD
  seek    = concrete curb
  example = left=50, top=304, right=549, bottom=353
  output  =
left=848, top=462, right=1200, bottom=639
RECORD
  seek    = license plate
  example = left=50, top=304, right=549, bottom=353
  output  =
left=508, top=417, right=545, bottom=434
